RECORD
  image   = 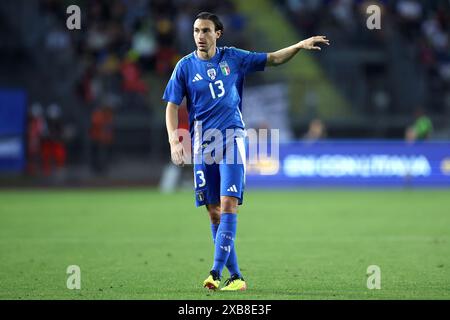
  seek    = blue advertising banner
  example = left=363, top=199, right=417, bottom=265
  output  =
left=246, top=141, right=450, bottom=188
left=0, top=90, right=27, bottom=172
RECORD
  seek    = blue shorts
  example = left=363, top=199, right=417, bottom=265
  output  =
left=193, top=129, right=246, bottom=207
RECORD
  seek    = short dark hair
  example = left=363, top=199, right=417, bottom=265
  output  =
left=195, top=12, right=224, bottom=34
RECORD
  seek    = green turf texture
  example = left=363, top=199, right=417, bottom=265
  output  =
left=0, top=188, right=449, bottom=300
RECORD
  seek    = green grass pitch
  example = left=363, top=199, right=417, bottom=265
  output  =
left=0, top=188, right=449, bottom=299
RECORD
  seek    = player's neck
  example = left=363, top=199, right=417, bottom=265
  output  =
left=196, top=46, right=217, bottom=60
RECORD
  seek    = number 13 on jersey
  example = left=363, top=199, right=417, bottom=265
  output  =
left=209, top=80, right=225, bottom=99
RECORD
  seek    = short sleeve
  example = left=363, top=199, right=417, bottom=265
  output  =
left=233, top=48, right=267, bottom=74
left=162, top=61, right=186, bottom=105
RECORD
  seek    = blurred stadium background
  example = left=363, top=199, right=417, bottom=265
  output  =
left=1, top=0, right=450, bottom=299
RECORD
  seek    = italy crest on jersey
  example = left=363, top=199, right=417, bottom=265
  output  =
left=219, top=61, right=231, bottom=76
left=207, top=68, right=216, bottom=80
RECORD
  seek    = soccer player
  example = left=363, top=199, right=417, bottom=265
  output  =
left=163, top=12, right=329, bottom=291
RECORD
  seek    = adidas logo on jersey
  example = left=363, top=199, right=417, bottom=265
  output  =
left=227, top=185, right=238, bottom=193
left=192, top=74, right=203, bottom=82
left=220, top=245, right=231, bottom=252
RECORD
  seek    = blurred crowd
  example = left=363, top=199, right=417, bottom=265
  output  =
left=26, top=0, right=249, bottom=176
left=395, top=0, right=450, bottom=84
left=40, top=0, right=249, bottom=108
left=277, top=0, right=450, bottom=101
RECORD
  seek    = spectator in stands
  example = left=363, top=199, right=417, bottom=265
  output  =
left=330, top=0, right=356, bottom=31
left=176, top=9, right=196, bottom=53
left=77, top=60, right=97, bottom=104
left=396, top=0, right=423, bottom=39
left=155, top=45, right=179, bottom=75
left=41, top=104, right=67, bottom=177
left=27, top=103, right=47, bottom=176
left=86, top=22, right=111, bottom=54
left=45, top=25, right=72, bottom=52
left=131, top=19, right=157, bottom=70
left=121, top=50, right=148, bottom=94
left=120, top=50, right=149, bottom=111
left=405, top=107, right=433, bottom=142
left=89, top=103, right=115, bottom=174
left=303, top=118, right=327, bottom=142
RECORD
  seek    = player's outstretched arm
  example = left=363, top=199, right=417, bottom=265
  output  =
left=165, top=102, right=185, bottom=167
left=266, top=36, right=330, bottom=67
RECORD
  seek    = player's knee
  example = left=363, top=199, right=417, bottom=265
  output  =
left=206, top=205, right=221, bottom=224
left=221, top=196, right=238, bottom=213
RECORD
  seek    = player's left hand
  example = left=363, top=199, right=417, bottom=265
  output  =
left=170, top=141, right=185, bottom=167
left=298, top=36, right=330, bottom=50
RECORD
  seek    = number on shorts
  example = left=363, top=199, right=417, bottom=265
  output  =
left=194, top=170, right=206, bottom=188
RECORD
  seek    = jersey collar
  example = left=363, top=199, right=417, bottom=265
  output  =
left=194, top=47, right=221, bottom=64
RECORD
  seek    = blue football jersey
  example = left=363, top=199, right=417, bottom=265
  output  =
left=162, top=47, right=267, bottom=142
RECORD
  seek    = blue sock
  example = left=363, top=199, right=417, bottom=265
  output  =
left=211, top=223, right=241, bottom=278
left=225, top=245, right=241, bottom=278
left=211, top=223, right=219, bottom=243
left=212, top=213, right=237, bottom=277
